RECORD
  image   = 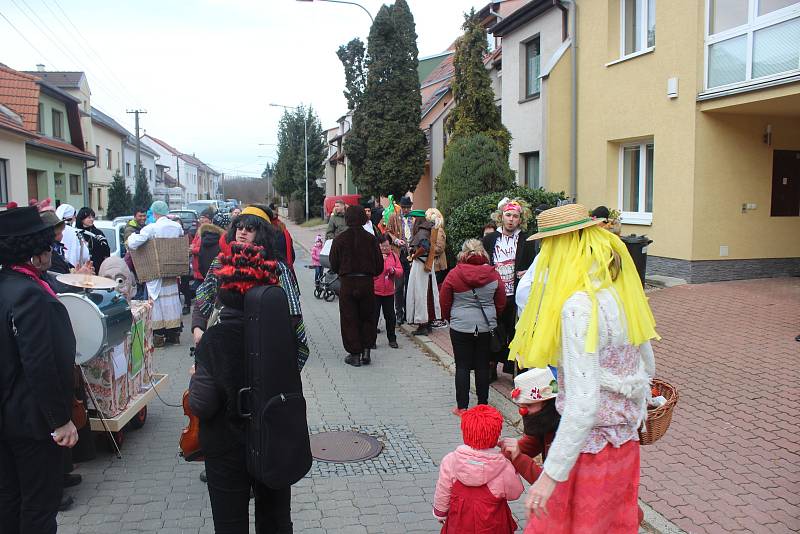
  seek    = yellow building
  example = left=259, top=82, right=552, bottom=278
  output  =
left=542, top=0, right=800, bottom=282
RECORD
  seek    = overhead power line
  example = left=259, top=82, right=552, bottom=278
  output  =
left=0, top=10, right=60, bottom=69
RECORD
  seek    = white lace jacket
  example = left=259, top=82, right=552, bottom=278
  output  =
left=542, top=289, right=655, bottom=482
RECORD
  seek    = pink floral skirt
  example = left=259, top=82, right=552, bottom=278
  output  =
left=524, top=440, right=640, bottom=534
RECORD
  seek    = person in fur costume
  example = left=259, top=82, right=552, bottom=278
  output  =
left=405, top=208, right=446, bottom=336
left=433, top=405, right=523, bottom=533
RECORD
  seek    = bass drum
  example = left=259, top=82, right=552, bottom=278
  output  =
left=58, top=291, right=133, bottom=364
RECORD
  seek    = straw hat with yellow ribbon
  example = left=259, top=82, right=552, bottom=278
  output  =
left=510, top=203, right=659, bottom=369
left=527, top=203, right=601, bottom=241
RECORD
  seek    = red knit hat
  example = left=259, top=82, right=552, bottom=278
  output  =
left=460, top=405, right=503, bottom=450
left=216, top=242, right=279, bottom=294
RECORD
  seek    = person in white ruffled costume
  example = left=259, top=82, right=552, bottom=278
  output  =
left=127, top=200, right=184, bottom=346
left=508, top=203, right=659, bottom=534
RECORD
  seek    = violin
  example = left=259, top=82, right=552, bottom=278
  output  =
left=179, top=347, right=204, bottom=462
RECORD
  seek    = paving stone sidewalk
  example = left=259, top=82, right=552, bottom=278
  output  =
left=58, top=230, right=532, bottom=533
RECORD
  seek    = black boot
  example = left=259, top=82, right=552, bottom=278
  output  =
left=345, top=353, right=362, bottom=367
left=361, top=348, right=371, bottom=365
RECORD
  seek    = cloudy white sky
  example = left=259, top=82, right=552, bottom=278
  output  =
left=1, top=0, right=486, bottom=176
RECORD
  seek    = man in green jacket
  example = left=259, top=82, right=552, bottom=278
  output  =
left=325, top=200, right=347, bottom=240
left=123, top=207, right=147, bottom=244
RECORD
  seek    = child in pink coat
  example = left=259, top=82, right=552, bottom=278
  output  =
left=433, top=405, right=523, bottom=533
left=310, top=234, right=324, bottom=284
left=374, top=234, right=403, bottom=348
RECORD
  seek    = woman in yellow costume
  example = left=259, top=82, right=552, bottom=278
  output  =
left=509, top=204, right=659, bottom=534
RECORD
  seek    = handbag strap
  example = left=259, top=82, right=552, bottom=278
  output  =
left=470, top=288, right=494, bottom=331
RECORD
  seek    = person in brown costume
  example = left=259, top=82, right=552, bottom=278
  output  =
left=329, top=205, right=384, bottom=367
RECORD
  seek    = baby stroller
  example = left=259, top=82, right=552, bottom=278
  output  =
left=313, top=239, right=340, bottom=302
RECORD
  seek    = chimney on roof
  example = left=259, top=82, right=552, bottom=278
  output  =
left=36, top=64, right=46, bottom=72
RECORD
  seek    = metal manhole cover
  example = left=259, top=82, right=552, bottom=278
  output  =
left=310, top=431, right=383, bottom=462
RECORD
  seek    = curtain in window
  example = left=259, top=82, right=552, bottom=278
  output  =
left=753, top=17, right=800, bottom=78
left=624, top=0, right=641, bottom=55
left=622, top=146, right=640, bottom=212
left=526, top=40, right=541, bottom=97
left=645, top=144, right=654, bottom=213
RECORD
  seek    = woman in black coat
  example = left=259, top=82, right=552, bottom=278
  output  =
left=0, top=206, right=79, bottom=534
left=75, top=207, right=110, bottom=272
left=189, top=241, right=307, bottom=534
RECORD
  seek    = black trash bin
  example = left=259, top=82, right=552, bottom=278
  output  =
left=620, top=234, right=653, bottom=286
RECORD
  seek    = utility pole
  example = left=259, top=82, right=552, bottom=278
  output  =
left=126, top=109, right=147, bottom=179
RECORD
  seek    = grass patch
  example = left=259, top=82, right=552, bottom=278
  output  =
left=300, top=217, right=325, bottom=228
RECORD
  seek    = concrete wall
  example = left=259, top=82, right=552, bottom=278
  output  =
left=0, top=131, right=28, bottom=206
left=543, top=46, right=572, bottom=195
left=87, top=122, right=124, bottom=217
left=575, top=0, right=702, bottom=262
left=123, top=142, right=157, bottom=193
left=499, top=8, right=564, bottom=179
left=692, top=112, right=800, bottom=261
left=38, top=93, right=72, bottom=144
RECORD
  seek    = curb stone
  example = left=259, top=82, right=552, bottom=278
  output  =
left=399, top=325, right=686, bottom=534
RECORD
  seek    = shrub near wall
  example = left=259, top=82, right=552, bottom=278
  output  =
left=445, top=186, right=566, bottom=262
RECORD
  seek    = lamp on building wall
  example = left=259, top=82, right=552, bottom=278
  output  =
left=763, top=124, right=772, bottom=146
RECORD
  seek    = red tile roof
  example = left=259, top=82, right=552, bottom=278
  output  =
left=0, top=65, right=41, bottom=132
left=144, top=134, right=180, bottom=156
left=0, top=65, right=94, bottom=159
left=0, top=107, right=35, bottom=138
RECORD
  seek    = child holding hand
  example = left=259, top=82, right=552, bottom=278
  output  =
left=433, top=405, right=523, bottom=533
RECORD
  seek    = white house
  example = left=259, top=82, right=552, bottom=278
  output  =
left=489, top=0, right=571, bottom=189
left=123, top=134, right=159, bottom=195
left=142, top=134, right=199, bottom=203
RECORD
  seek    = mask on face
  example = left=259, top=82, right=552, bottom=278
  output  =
left=98, top=257, right=135, bottom=300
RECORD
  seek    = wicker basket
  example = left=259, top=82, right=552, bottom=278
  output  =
left=638, top=378, right=678, bottom=446
left=130, top=237, right=189, bottom=283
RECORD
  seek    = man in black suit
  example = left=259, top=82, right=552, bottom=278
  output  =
left=0, top=206, right=79, bottom=533
left=482, top=198, right=538, bottom=379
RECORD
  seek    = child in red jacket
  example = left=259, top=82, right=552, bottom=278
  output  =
left=374, top=234, right=403, bottom=349
left=434, top=405, right=523, bottom=533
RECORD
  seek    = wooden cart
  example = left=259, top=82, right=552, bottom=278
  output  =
left=88, top=373, right=168, bottom=453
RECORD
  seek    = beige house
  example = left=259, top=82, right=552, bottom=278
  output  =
left=519, top=0, right=800, bottom=282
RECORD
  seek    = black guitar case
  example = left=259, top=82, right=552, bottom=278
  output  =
left=240, top=285, right=312, bottom=488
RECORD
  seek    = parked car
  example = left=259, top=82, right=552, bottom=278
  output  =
left=112, top=215, right=134, bottom=226
left=95, top=220, right=128, bottom=258
left=170, top=209, right=199, bottom=236
left=186, top=199, right=220, bottom=215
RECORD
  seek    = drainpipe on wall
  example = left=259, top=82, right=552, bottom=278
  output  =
left=83, top=159, right=97, bottom=208
left=559, top=0, right=578, bottom=202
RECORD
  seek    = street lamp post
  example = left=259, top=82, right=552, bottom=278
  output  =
left=270, top=103, right=309, bottom=221
left=295, top=0, right=374, bottom=23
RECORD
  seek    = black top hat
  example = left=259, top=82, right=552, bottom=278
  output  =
left=0, top=206, right=55, bottom=237
left=399, top=196, right=413, bottom=208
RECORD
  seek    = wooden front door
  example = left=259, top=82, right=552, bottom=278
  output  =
left=27, top=170, right=39, bottom=200
left=771, top=150, right=800, bottom=217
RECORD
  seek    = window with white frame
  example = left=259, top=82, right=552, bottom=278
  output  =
left=622, top=0, right=656, bottom=57
left=619, top=141, right=654, bottom=224
left=706, top=0, right=800, bottom=89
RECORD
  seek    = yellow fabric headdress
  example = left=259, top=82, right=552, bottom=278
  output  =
left=241, top=206, right=270, bottom=223
left=509, top=224, right=659, bottom=369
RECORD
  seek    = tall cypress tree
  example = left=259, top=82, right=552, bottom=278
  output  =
left=445, top=10, right=511, bottom=159
left=107, top=171, right=133, bottom=219
left=133, top=167, right=153, bottom=210
left=345, top=0, right=426, bottom=198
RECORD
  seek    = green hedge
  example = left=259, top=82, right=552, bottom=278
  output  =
left=445, top=186, right=567, bottom=262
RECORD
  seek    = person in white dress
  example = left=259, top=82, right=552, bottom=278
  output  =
left=127, top=200, right=184, bottom=346
left=54, top=204, right=89, bottom=269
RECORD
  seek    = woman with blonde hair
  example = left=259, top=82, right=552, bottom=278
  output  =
left=510, top=204, right=659, bottom=533
left=439, top=239, right=506, bottom=416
